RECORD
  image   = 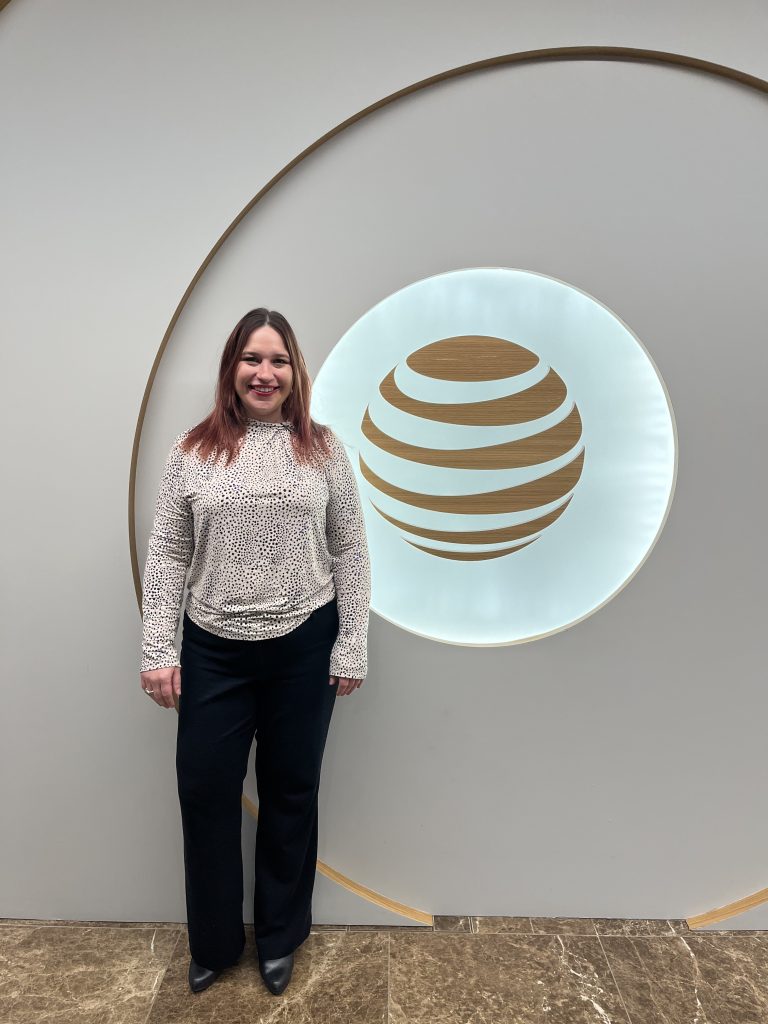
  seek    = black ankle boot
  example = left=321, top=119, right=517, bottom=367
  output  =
left=188, top=957, right=220, bottom=993
left=258, top=951, right=294, bottom=995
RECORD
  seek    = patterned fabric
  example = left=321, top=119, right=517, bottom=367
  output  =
left=141, top=418, right=371, bottom=679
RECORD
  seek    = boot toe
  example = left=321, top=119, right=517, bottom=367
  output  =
left=259, top=951, right=294, bottom=995
left=188, top=958, right=220, bottom=994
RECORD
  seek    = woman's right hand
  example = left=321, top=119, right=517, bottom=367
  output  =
left=140, top=667, right=181, bottom=709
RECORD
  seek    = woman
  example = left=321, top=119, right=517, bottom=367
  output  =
left=139, top=308, right=371, bottom=997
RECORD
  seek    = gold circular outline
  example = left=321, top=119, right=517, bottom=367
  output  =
left=130, top=47, right=768, bottom=927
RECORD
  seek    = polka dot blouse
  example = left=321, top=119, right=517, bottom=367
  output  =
left=140, top=418, right=371, bottom=679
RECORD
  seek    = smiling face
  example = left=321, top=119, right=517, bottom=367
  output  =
left=234, top=325, right=294, bottom=422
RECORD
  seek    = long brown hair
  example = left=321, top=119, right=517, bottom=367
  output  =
left=180, top=308, right=332, bottom=467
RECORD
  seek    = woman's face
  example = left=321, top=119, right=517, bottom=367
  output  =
left=234, top=325, right=295, bottom=423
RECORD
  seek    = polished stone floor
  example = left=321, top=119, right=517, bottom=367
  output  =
left=1, top=915, right=767, bottom=1022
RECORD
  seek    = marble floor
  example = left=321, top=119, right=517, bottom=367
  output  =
left=1, top=916, right=766, bottom=1023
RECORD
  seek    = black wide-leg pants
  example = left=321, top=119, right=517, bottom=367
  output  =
left=176, top=597, right=339, bottom=968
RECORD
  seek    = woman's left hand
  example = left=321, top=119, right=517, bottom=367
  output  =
left=330, top=675, right=364, bottom=696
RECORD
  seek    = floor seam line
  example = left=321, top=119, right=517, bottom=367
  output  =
left=596, top=931, right=634, bottom=1024
left=386, top=931, right=391, bottom=1023
left=142, top=927, right=183, bottom=1024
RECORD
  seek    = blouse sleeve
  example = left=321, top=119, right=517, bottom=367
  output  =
left=323, top=428, right=371, bottom=679
left=140, top=433, right=194, bottom=672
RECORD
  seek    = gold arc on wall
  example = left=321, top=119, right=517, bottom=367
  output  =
left=128, top=46, right=768, bottom=928
left=686, top=888, right=768, bottom=930
left=240, top=796, right=433, bottom=925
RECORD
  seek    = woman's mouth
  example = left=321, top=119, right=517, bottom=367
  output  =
left=249, top=385, right=278, bottom=397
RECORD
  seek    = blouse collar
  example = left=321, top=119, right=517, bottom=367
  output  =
left=245, top=417, right=293, bottom=432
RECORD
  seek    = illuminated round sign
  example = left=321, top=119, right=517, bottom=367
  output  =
left=312, top=267, right=676, bottom=645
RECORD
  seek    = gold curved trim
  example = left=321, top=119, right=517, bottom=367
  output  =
left=241, top=796, right=433, bottom=925
left=687, top=888, right=768, bottom=930
left=129, top=46, right=768, bottom=927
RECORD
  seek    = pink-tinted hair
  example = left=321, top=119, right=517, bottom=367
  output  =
left=181, top=307, right=332, bottom=467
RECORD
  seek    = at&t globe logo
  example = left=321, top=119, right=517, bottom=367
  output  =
left=312, top=268, right=676, bottom=646
left=360, top=335, right=584, bottom=561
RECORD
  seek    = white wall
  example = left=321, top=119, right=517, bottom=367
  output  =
left=2, top=0, right=767, bottom=928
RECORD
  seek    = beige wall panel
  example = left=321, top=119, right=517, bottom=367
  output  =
left=2, top=0, right=767, bottom=927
